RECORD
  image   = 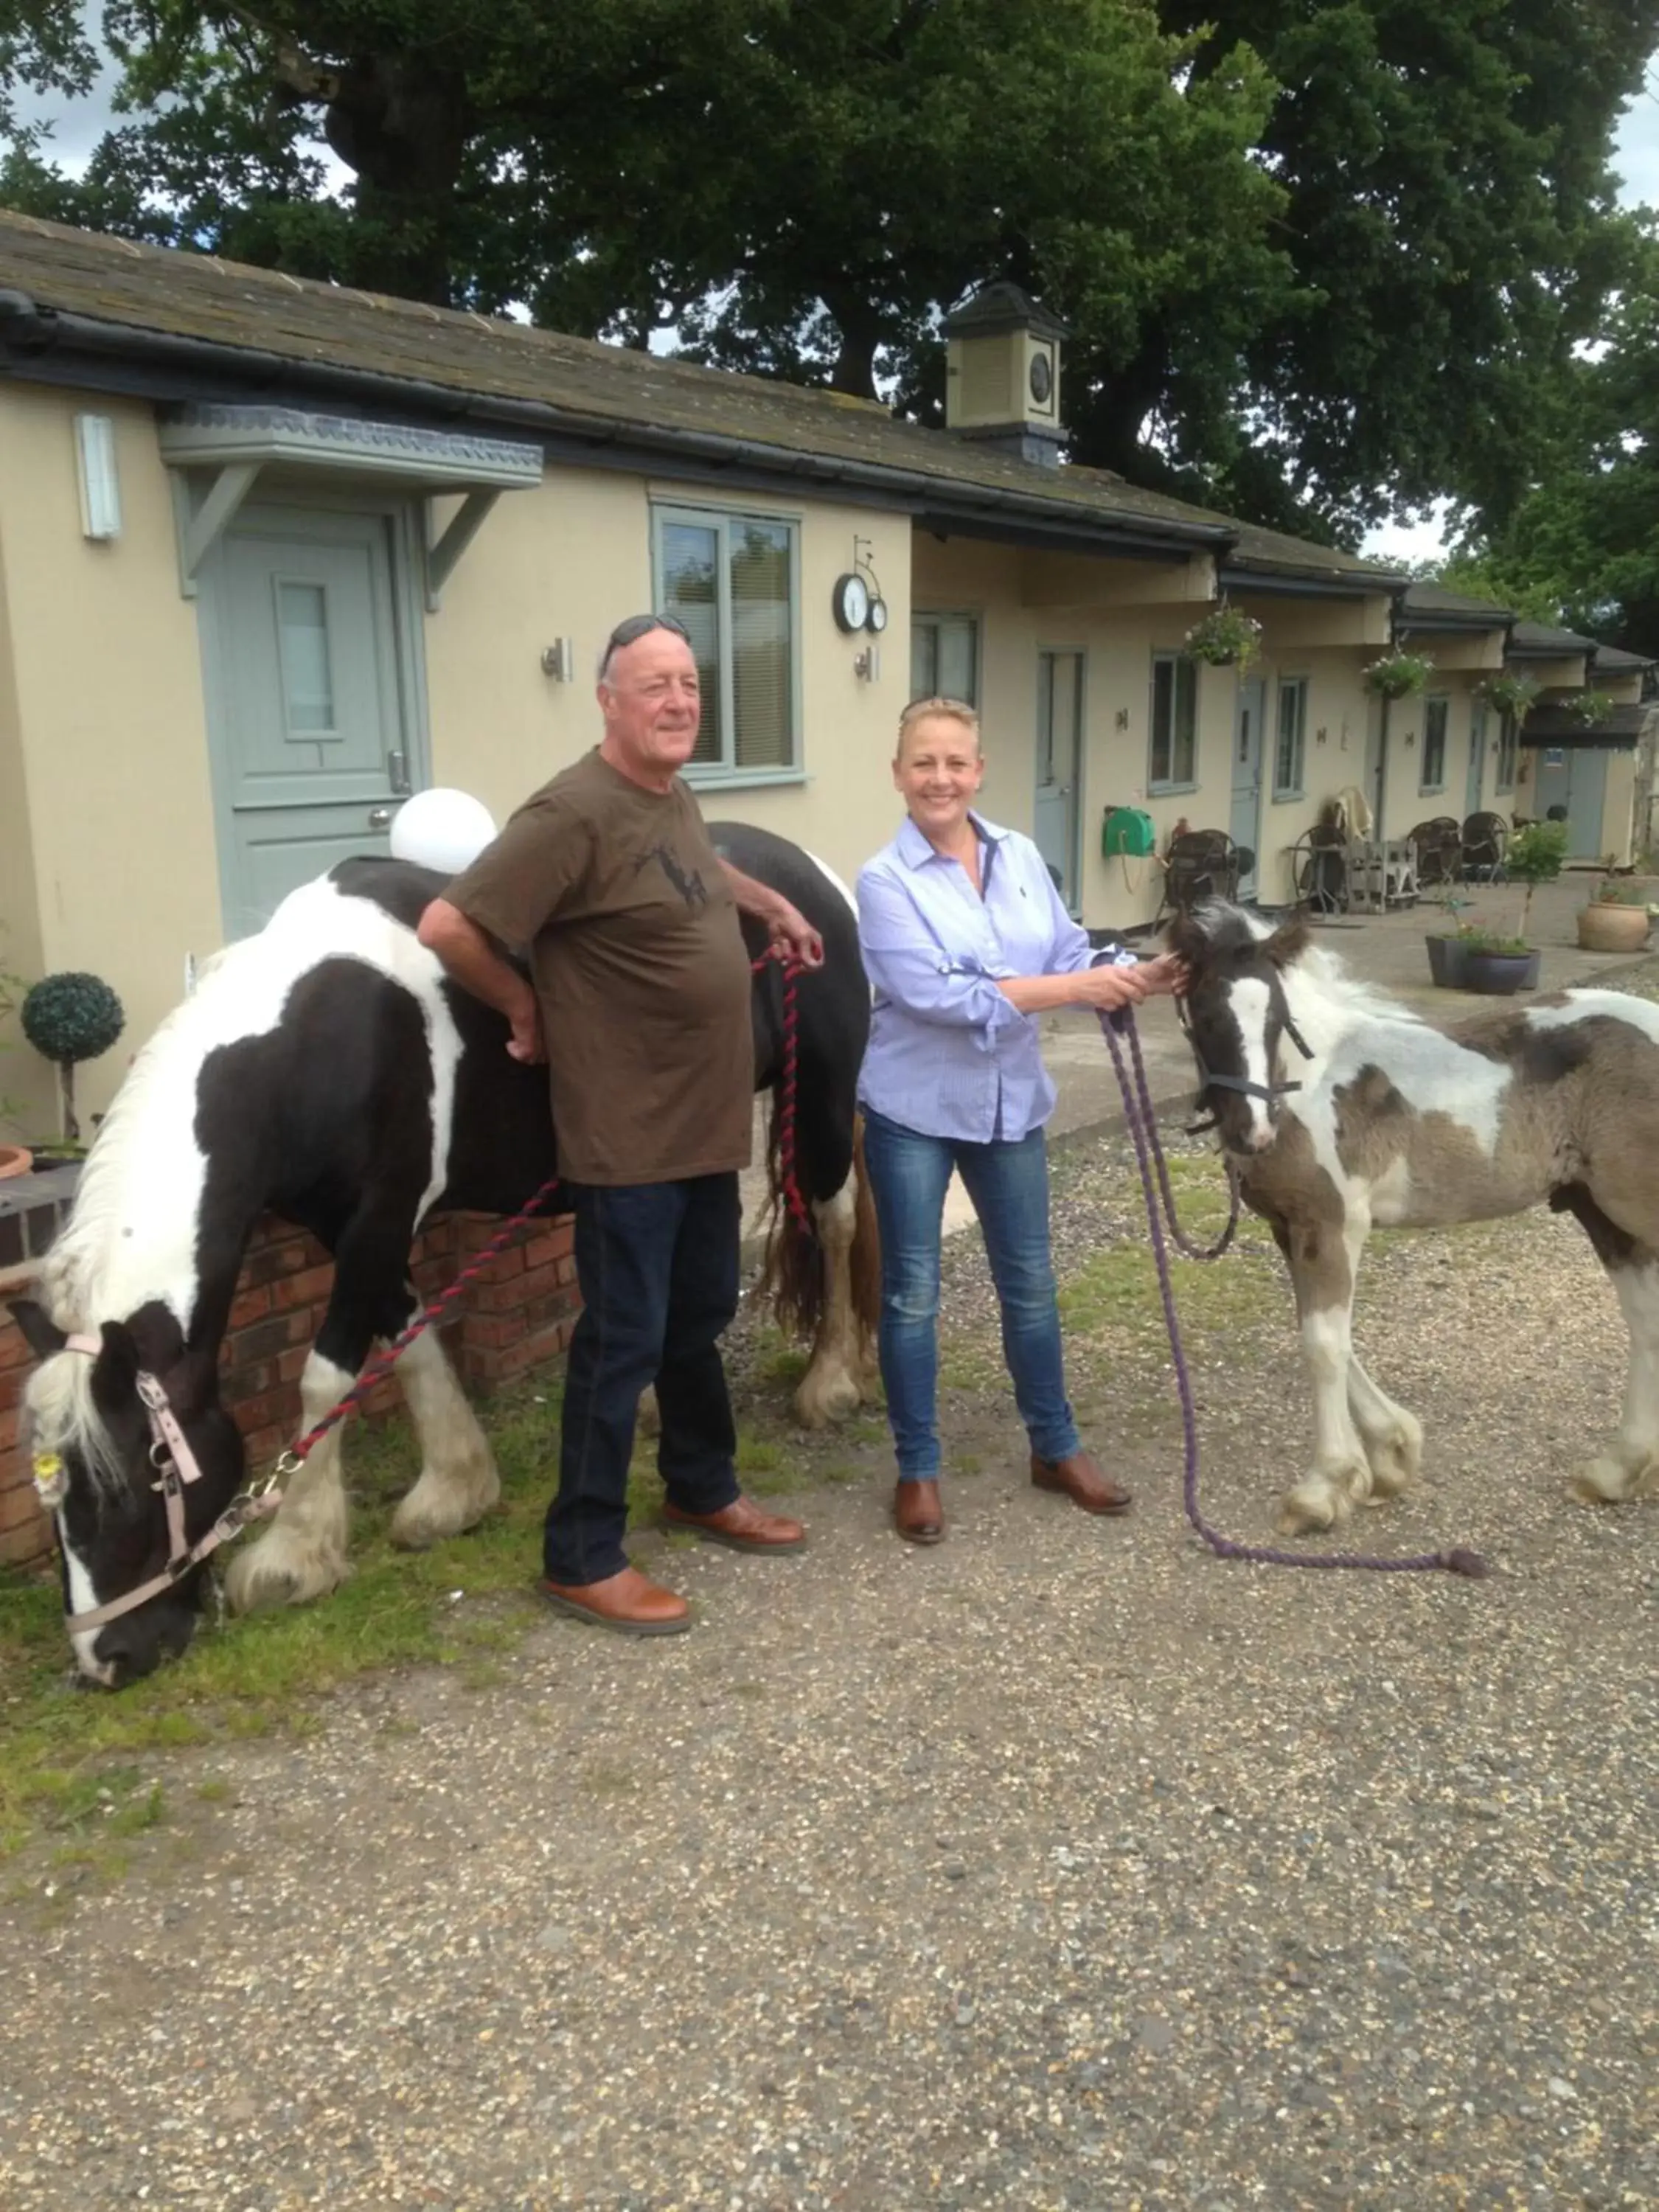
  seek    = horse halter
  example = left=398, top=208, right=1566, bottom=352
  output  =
left=50, top=1335, right=280, bottom=1635
left=1179, top=964, right=1315, bottom=1119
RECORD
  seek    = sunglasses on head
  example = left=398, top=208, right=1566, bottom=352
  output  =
left=599, top=613, right=692, bottom=677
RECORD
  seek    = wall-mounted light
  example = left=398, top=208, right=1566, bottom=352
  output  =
left=540, top=637, right=574, bottom=681
left=74, top=414, right=122, bottom=541
left=854, top=644, right=881, bottom=682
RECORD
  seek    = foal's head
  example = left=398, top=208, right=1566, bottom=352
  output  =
left=1167, top=904, right=1313, bottom=1153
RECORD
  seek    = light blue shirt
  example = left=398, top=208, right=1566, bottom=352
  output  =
left=857, top=813, right=1130, bottom=1144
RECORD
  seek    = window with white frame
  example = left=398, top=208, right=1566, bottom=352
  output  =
left=1420, top=695, right=1449, bottom=793
left=1273, top=676, right=1308, bottom=799
left=911, top=612, right=979, bottom=705
left=654, top=505, right=799, bottom=776
left=1149, top=652, right=1198, bottom=789
left=1496, top=712, right=1518, bottom=794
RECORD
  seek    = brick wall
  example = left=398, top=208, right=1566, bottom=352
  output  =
left=0, top=1210, right=578, bottom=1571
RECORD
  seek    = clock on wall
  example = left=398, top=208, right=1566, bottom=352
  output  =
left=832, top=571, right=871, bottom=633
left=1029, top=349, right=1054, bottom=406
left=866, top=595, right=889, bottom=634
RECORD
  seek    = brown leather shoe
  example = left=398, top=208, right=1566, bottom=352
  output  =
left=894, top=1478, right=945, bottom=1544
left=661, top=1495, right=806, bottom=1553
left=539, top=1565, right=691, bottom=1636
left=1030, top=1448, right=1133, bottom=1515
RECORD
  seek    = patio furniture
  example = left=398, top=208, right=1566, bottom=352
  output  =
left=1461, top=811, right=1509, bottom=883
left=1406, top=815, right=1463, bottom=888
left=1286, top=822, right=1350, bottom=915
left=1346, top=836, right=1419, bottom=914
left=1156, top=828, right=1241, bottom=922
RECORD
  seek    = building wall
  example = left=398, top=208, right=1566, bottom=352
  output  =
left=0, top=385, right=223, bottom=1133
left=424, top=468, right=912, bottom=881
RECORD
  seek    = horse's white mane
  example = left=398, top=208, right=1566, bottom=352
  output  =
left=1205, top=901, right=1422, bottom=1034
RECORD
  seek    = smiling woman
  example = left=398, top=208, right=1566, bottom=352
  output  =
left=853, top=695, right=1185, bottom=1545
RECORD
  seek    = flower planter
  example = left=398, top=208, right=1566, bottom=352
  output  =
left=1464, top=949, right=1542, bottom=995
left=1425, top=935, right=1470, bottom=988
left=0, top=1144, right=32, bottom=1181
left=1576, top=902, right=1651, bottom=954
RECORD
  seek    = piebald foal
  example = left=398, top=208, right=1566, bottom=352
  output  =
left=1172, top=903, right=1659, bottom=1535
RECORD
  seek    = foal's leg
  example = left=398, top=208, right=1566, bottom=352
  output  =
left=390, top=1307, right=501, bottom=1548
left=1276, top=1209, right=1379, bottom=1536
left=1346, top=1355, right=1424, bottom=1501
left=1573, top=1253, right=1659, bottom=1504
left=1553, top=1186, right=1659, bottom=1504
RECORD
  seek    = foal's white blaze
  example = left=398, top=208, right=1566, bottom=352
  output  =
left=60, top=1523, right=118, bottom=1686
left=1226, top=975, right=1276, bottom=1148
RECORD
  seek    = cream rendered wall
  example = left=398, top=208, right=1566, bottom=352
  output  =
left=0, top=385, right=221, bottom=1129
left=422, top=467, right=911, bottom=889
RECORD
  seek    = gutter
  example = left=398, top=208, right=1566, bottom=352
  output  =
left=1217, top=563, right=1402, bottom=600
left=0, top=290, right=1234, bottom=563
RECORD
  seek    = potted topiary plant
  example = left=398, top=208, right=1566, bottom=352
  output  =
left=1462, top=820, right=1568, bottom=992
left=1576, top=874, right=1652, bottom=954
left=20, top=971, right=125, bottom=1151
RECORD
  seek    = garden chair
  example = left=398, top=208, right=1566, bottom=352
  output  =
left=1406, top=815, right=1464, bottom=888
left=1155, top=828, right=1241, bottom=923
left=1461, top=811, right=1509, bottom=883
left=1286, top=821, right=1349, bottom=915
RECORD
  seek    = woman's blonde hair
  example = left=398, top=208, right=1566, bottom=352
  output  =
left=897, top=695, right=981, bottom=753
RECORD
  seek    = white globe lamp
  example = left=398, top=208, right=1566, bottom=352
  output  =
left=389, top=788, right=498, bottom=877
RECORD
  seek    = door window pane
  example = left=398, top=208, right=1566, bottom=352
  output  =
left=1274, top=678, right=1307, bottom=798
left=1420, top=696, right=1449, bottom=792
left=276, top=580, right=335, bottom=736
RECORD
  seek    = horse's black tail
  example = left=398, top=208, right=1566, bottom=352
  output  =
left=758, top=1114, right=880, bottom=1360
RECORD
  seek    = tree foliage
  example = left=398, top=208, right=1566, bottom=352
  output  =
left=2, top=1, right=1657, bottom=544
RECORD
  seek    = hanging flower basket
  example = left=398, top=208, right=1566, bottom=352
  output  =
left=1183, top=604, right=1265, bottom=670
left=1363, top=650, right=1435, bottom=700
left=1472, top=671, right=1538, bottom=720
left=1568, top=689, right=1615, bottom=727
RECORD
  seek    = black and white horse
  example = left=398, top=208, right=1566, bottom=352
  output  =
left=1172, top=901, right=1659, bottom=1536
left=13, top=824, right=874, bottom=1686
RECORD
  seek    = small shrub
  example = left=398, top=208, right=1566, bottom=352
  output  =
left=19, top=971, right=125, bottom=1144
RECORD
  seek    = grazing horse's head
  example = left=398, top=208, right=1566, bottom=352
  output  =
left=1167, top=904, right=1314, bottom=1154
left=12, top=1299, right=246, bottom=1686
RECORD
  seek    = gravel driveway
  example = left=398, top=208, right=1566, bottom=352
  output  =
left=2, top=1116, right=1657, bottom=2208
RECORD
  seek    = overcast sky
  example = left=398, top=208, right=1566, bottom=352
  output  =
left=13, top=38, right=1659, bottom=566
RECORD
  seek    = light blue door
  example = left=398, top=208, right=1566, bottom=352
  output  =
left=201, top=504, right=416, bottom=938
left=1230, top=676, right=1265, bottom=900
left=1533, top=749, right=1608, bottom=863
left=1034, top=650, right=1084, bottom=909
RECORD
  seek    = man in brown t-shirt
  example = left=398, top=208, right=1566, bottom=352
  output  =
left=417, top=614, right=823, bottom=1635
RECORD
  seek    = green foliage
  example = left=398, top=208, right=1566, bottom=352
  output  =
left=4, top=0, right=1655, bottom=538
left=19, top=973, right=124, bottom=1067
left=1569, top=689, right=1615, bottom=726
left=1592, top=875, right=1648, bottom=906
left=1505, top=818, right=1568, bottom=942
left=1461, top=929, right=1531, bottom=956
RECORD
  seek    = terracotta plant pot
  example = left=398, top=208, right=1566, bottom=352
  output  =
left=1576, top=902, right=1651, bottom=953
left=0, top=1143, right=32, bottom=1180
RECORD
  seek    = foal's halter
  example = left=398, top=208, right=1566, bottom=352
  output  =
left=50, top=1335, right=283, bottom=1635
left=1179, top=964, right=1315, bottom=1123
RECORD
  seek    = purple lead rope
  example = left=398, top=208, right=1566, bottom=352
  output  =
left=1097, top=1009, right=1489, bottom=1580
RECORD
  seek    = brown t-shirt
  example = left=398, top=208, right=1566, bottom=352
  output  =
left=448, top=748, right=753, bottom=1185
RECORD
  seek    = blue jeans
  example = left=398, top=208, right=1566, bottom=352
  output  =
left=860, top=1107, right=1080, bottom=1482
left=546, top=1175, right=742, bottom=1586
